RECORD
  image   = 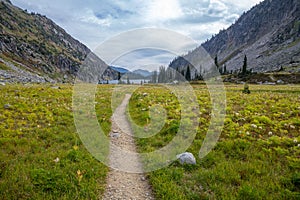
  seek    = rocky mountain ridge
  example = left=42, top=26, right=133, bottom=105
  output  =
left=171, top=0, right=300, bottom=73
left=0, top=0, right=117, bottom=83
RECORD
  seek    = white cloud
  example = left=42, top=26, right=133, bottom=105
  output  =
left=112, top=50, right=176, bottom=71
left=208, top=0, right=229, bottom=17
left=146, top=0, right=183, bottom=22
left=93, top=28, right=198, bottom=67
left=78, top=8, right=111, bottom=26
left=10, top=0, right=262, bottom=67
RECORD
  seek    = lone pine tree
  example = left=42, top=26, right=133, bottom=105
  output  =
left=242, top=55, right=247, bottom=75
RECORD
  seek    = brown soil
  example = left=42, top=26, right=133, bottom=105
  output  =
left=102, top=94, right=155, bottom=200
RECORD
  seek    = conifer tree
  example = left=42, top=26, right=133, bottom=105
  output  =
left=242, top=55, right=247, bottom=75
left=185, top=65, right=191, bottom=81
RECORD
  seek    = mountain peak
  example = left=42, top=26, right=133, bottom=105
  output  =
left=171, top=0, right=300, bottom=73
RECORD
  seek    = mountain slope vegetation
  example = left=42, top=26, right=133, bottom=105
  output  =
left=171, top=0, right=300, bottom=73
left=0, top=0, right=118, bottom=83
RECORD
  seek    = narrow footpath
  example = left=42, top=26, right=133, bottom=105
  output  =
left=102, top=94, right=154, bottom=200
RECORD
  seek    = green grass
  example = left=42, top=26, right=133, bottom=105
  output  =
left=0, top=84, right=113, bottom=199
left=1, top=83, right=300, bottom=199
left=128, top=84, right=300, bottom=199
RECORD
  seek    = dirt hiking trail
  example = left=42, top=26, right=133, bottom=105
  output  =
left=102, top=94, right=154, bottom=200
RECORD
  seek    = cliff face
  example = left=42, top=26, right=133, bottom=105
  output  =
left=0, top=0, right=117, bottom=83
left=172, top=0, right=300, bottom=73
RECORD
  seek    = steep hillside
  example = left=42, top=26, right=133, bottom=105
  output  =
left=171, top=0, right=300, bottom=73
left=0, top=0, right=117, bottom=83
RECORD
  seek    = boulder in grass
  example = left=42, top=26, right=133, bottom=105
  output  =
left=176, top=152, right=196, bottom=165
left=51, top=86, right=61, bottom=89
left=4, top=104, right=11, bottom=109
left=277, top=80, right=284, bottom=84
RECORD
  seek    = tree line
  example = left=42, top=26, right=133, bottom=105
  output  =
left=150, top=54, right=251, bottom=83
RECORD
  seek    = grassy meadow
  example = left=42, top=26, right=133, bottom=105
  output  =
left=0, top=83, right=299, bottom=199
left=0, top=84, right=112, bottom=199
left=129, top=84, right=300, bottom=199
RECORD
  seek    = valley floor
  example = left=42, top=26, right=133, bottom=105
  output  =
left=0, top=83, right=299, bottom=199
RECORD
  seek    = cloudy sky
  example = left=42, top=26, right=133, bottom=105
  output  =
left=11, top=0, right=262, bottom=71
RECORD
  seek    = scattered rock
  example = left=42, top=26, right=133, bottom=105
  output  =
left=0, top=58, right=56, bottom=84
left=290, top=125, right=295, bottom=129
left=0, top=82, right=5, bottom=86
left=263, top=81, right=276, bottom=85
left=143, top=93, right=148, bottom=97
left=251, top=124, right=257, bottom=128
left=293, top=139, right=298, bottom=143
left=51, top=86, right=61, bottom=89
left=53, top=157, right=60, bottom=163
left=4, top=104, right=11, bottom=109
left=276, top=79, right=284, bottom=84
left=110, top=132, right=120, bottom=138
left=268, top=132, right=273, bottom=136
left=176, top=152, right=196, bottom=165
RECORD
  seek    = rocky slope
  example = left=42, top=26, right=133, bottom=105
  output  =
left=171, top=0, right=300, bottom=73
left=0, top=0, right=117, bottom=83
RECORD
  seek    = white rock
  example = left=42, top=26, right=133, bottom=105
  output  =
left=251, top=124, right=257, bottom=128
left=110, top=132, right=120, bottom=138
left=290, top=125, right=295, bottom=129
left=277, top=80, right=284, bottom=84
left=176, top=152, right=196, bottom=165
left=263, top=81, right=276, bottom=85
left=4, top=104, right=10, bottom=109
left=268, top=132, right=273, bottom=136
left=51, top=86, right=60, bottom=89
left=293, top=139, right=298, bottom=143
